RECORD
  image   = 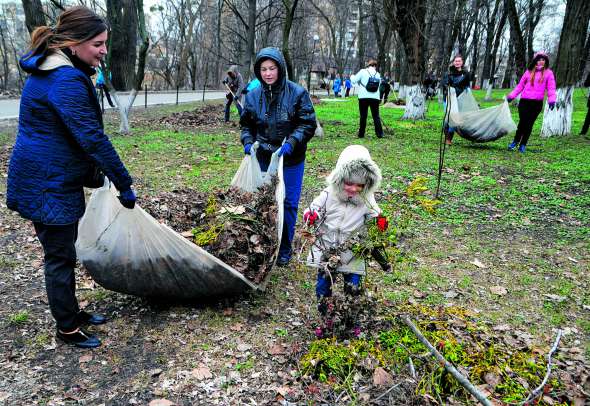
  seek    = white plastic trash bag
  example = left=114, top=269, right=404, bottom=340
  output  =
left=448, top=88, right=517, bottom=142
left=76, top=171, right=285, bottom=299
left=230, top=142, right=264, bottom=192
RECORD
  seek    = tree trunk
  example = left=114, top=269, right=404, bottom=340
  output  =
left=281, top=0, right=299, bottom=80
left=0, top=20, right=9, bottom=90
left=357, top=0, right=366, bottom=71
left=21, top=0, right=46, bottom=34
left=385, top=0, right=427, bottom=119
left=106, top=0, right=138, bottom=90
left=505, top=0, right=526, bottom=74
left=245, top=0, right=256, bottom=74
left=541, top=0, right=590, bottom=137
left=502, top=41, right=514, bottom=88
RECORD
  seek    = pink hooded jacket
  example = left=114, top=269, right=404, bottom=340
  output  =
left=508, top=68, right=556, bottom=103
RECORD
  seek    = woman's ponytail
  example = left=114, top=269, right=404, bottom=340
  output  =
left=28, top=25, right=54, bottom=56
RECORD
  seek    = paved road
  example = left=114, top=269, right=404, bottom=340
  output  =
left=0, top=90, right=227, bottom=120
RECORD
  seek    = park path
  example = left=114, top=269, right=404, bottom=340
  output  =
left=0, top=90, right=226, bottom=120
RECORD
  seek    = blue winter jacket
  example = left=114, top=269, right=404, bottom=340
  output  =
left=240, top=47, right=316, bottom=167
left=6, top=50, right=133, bottom=225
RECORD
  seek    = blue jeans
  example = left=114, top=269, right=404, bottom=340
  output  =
left=316, top=271, right=361, bottom=298
left=259, top=159, right=305, bottom=261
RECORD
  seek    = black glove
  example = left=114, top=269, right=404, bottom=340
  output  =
left=222, top=78, right=229, bottom=85
left=118, top=189, right=136, bottom=209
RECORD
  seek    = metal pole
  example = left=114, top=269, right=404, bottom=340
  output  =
left=176, top=85, right=179, bottom=105
left=144, top=85, right=147, bottom=109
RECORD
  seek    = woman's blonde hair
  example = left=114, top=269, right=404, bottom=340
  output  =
left=27, top=6, right=108, bottom=57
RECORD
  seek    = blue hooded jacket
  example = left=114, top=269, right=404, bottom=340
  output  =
left=6, top=50, right=133, bottom=225
left=240, top=47, right=317, bottom=167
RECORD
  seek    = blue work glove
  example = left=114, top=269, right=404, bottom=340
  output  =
left=244, top=143, right=253, bottom=155
left=118, top=189, right=136, bottom=209
left=506, top=96, right=513, bottom=103
left=548, top=102, right=555, bottom=110
left=278, top=143, right=293, bottom=157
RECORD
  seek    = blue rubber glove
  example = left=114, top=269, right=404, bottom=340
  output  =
left=244, top=143, right=253, bottom=155
left=118, top=189, right=136, bottom=209
left=548, top=102, right=555, bottom=110
left=278, top=143, right=293, bottom=157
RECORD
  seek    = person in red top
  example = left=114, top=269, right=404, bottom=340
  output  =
left=506, top=51, right=557, bottom=153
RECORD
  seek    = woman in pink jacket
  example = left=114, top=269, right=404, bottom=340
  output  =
left=506, top=51, right=556, bottom=153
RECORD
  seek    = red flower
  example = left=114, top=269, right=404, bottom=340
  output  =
left=376, top=214, right=388, bottom=232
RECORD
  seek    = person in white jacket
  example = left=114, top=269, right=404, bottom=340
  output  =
left=303, top=145, right=389, bottom=338
left=350, top=59, right=384, bottom=138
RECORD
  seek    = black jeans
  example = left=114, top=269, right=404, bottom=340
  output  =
left=34, top=222, right=80, bottom=332
left=513, top=98, right=543, bottom=147
left=358, top=98, right=383, bottom=138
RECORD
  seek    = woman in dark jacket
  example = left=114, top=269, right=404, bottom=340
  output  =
left=441, top=55, right=471, bottom=145
left=240, top=47, right=317, bottom=266
left=7, top=6, right=135, bottom=348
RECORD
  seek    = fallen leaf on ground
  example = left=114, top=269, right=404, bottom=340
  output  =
left=148, top=400, right=176, bottom=406
left=79, top=354, right=92, bottom=363
left=373, top=367, right=394, bottom=386
left=490, top=286, right=507, bottom=296
left=470, top=259, right=486, bottom=268
left=191, top=365, right=213, bottom=380
left=268, top=344, right=286, bottom=355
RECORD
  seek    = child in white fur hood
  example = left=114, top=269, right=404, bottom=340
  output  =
left=303, top=145, right=390, bottom=338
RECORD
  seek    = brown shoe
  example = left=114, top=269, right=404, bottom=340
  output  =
left=445, top=139, right=452, bottom=146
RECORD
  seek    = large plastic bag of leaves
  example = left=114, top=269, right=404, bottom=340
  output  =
left=230, top=142, right=263, bottom=192
left=448, top=88, right=517, bottom=142
left=76, top=159, right=285, bottom=299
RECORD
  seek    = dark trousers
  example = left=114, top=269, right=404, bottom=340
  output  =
left=224, top=93, right=243, bottom=122
left=358, top=98, right=383, bottom=138
left=381, top=88, right=390, bottom=104
left=34, top=222, right=80, bottom=332
left=316, top=272, right=361, bottom=299
left=345, top=88, right=350, bottom=97
left=513, top=98, right=543, bottom=147
left=582, top=107, right=590, bottom=135
left=259, top=159, right=305, bottom=261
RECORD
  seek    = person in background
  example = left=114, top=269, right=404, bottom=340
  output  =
left=441, top=55, right=471, bottom=145
left=240, top=47, right=317, bottom=267
left=350, top=59, right=383, bottom=138
left=506, top=51, right=556, bottom=153
left=333, top=75, right=342, bottom=97
left=379, top=73, right=391, bottom=104
left=222, top=65, right=245, bottom=122
left=6, top=6, right=136, bottom=349
left=580, top=72, right=590, bottom=137
left=95, top=66, right=114, bottom=110
left=303, top=145, right=389, bottom=338
left=344, top=76, right=352, bottom=97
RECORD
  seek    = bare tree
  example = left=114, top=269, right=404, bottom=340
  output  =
left=106, top=0, right=138, bottom=90
left=505, top=0, right=526, bottom=74
left=21, top=0, right=46, bottom=34
left=281, top=0, right=300, bottom=79
left=541, top=0, right=590, bottom=136
left=385, top=0, right=427, bottom=119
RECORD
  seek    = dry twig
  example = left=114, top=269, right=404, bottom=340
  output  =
left=520, top=329, right=562, bottom=405
left=401, top=315, right=492, bottom=406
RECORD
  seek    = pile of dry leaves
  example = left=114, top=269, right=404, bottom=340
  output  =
left=160, top=104, right=225, bottom=128
left=141, top=180, right=279, bottom=285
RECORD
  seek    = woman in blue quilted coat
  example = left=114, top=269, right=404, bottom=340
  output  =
left=240, top=47, right=317, bottom=267
left=6, top=6, right=136, bottom=348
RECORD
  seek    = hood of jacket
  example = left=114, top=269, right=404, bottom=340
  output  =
left=253, top=47, right=287, bottom=92
left=326, top=145, right=382, bottom=206
left=20, top=48, right=95, bottom=76
left=228, top=65, right=240, bottom=76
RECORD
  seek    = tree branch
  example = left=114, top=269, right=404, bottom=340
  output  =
left=401, top=315, right=493, bottom=406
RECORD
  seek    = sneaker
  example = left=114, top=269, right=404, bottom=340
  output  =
left=77, top=311, right=107, bottom=326
left=508, top=141, right=517, bottom=151
left=444, top=139, right=452, bottom=146
left=57, top=328, right=101, bottom=348
left=518, top=144, right=526, bottom=153
left=276, top=256, right=290, bottom=267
